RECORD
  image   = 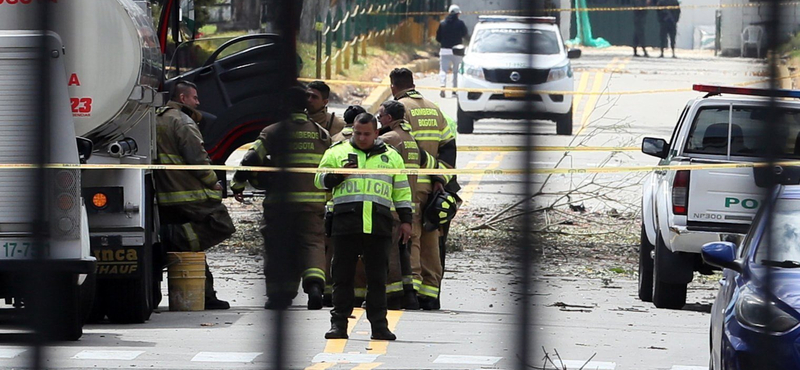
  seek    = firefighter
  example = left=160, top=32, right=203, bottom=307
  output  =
left=390, top=67, right=457, bottom=310
left=230, top=86, right=331, bottom=310
left=154, top=80, right=235, bottom=310
left=377, top=100, right=451, bottom=310
left=315, top=113, right=413, bottom=341
left=307, top=81, right=346, bottom=136
left=324, top=104, right=367, bottom=307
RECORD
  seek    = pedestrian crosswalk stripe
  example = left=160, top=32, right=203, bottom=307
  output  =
left=670, top=366, right=707, bottom=370
left=311, top=353, right=379, bottom=363
left=0, top=348, right=25, bottom=359
left=552, top=360, right=616, bottom=369
left=72, top=350, right=145, bottom=360
left=433, top=355, right=502, bottom=365
left=190, top=352, right=262, bottom=362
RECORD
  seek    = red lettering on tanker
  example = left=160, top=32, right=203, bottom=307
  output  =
left=0, top=0, right=58, bottom=4
left=68, top=73, right=80, bottom=87
left=70, top=97, right=92, bottom=117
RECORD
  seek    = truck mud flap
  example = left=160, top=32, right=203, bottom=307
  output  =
left=655, top=239, right=694, bottom=285
left=90, top=236, right=142, bottom=278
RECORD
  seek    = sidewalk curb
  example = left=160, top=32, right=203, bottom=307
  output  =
left=362, top=57, right=440, bottom=113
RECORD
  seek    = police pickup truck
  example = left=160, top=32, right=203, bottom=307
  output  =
left=639, top=84, right=800, bottom=309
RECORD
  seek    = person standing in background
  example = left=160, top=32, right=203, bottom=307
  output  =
left=435, top=4, right=468, bottom=98
left=632, top=0, right=650, bottom=57
left=656, top=0, right=680, bottom=58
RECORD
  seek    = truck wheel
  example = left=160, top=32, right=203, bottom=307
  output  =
left=638, top=225, right=654, bottom=302
left=457, top=103, right=474, bottom=134
left=556, top=108, right=573, bottom=135
left=652, top=234, right=688, bottom=309
left=80, top=272, right=104, bottom=323
left=47, top=273, right=84, bottom=341
left=104, top=276, right=152, bottom=324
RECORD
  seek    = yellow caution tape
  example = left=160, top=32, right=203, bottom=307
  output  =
left=368, top=1, right=800, bottom=15
left=298, top=74, right=791, bottom=96
left=8, top=160, right=798, bottom=176
left=234, top=144, right=638, bottom=152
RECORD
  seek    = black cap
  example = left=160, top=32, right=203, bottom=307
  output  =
left=343, top=105, right=367, bottom=124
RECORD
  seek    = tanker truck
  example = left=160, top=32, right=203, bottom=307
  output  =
left=0, top=0, right=294, bottom=340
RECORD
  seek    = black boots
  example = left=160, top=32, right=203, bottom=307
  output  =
left=325, top=323, right=348, bottom=339
left=402, top=290, right=419, bottom=310
left=322, top=293, right=332, bottom=307
left=205, top=297, right=230, bottom=310
left=264, top=294, right=292, bottom=310
left=371, top=327, right=396, bottom=341
left=307, top=284, right=323, bottom=310
left=418, top=296, right=440, bottom=310
left=205, top=292, right=230, bottom=310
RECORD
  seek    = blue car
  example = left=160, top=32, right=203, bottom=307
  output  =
left=703, top=183, right=800, bottom=370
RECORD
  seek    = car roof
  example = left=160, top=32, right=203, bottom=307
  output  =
left=474, top=21, right=558, bottom=31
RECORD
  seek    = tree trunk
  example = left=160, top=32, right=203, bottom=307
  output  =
left=232, top=0, right=261, bottom=30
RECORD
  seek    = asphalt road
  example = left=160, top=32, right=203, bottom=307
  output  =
left=0, top=48, right=768, bottom=369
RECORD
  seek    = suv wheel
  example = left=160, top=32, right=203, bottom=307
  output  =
left=638, top=225, right=654, bottom=302
left=556, top=108, right=573, bottom=135
left=457, top=103, right=474, bottom=134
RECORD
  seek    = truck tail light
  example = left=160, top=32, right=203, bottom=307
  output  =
left=672, top=170, right=690, bottom=215
left=51, top=169, right=81, bottom=239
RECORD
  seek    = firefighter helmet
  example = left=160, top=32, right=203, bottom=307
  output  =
left=423, top=191, right=461, bottom=232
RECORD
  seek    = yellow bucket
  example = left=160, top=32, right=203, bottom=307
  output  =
left=166, top=252, right=206, bottom=311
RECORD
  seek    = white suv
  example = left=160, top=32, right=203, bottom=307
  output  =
left=456, top=16, right=580, bottom=135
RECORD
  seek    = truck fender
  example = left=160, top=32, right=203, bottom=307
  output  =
left=642, top=173, right=657, bottom=246
left=655, top=173, right=674, bottom=252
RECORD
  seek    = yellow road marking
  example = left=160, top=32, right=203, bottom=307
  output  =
left=456, top=152, right=491, bottom=206
left=322, top=307, right=366, bottom=353
left=305, top=363, right=335, bottom=370
left=459, top=152, right=507, bottom=206
left=572, top=69, right=592, bottom=116
left=351, top=363, right=383, bottom=370
left=575, top=57, right=629, bottom=136
left=367, top=310, right=403, bottom=354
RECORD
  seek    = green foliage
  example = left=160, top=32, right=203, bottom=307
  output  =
left=608, top=267, right=630, bottom=274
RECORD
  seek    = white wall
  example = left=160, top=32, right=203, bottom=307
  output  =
left=676, top=0, right=719, bottom=49
left=720, top=0, right=800, bottom=55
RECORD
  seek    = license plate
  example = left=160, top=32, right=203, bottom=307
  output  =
left=0, top=241, right=51, bottom=259
left=503, top=86, right=528, bottom=98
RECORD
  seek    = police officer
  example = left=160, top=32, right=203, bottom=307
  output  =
left=324, top=104, right=367, bottom=307
left=307, top=81, right=346, bottom=136
left=315, top=113, right=413, bottom=341
left=390, top=68, right=456, bottom=310
left=155, top=80, right=235, bottom=310
left=632, top=0, right=650, bottom=57
left=230, top=86, right=331, bottom=310
left=377, top=100, right=451, bottom=310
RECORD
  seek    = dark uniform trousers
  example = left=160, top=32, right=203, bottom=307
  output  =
left=331, top=234, right=391, bottom=330
left=262, top=207, right=327, bottom=301
left=159, top=201, right=236, bottom=300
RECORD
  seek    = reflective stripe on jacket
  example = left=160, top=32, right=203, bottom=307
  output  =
left=230, top=113, right=331, bottom=209
left=154, top=101, right=221, bottom=206
left=315, top=139, right=412, bottom=236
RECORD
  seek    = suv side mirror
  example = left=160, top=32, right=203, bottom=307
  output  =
left=642, top=137, right=669, bottom=159
left=567, top=49, right=581, bottom=59
left=76, top=137, right=93, bottom=163
left=701, top=241, right=742, bottom=272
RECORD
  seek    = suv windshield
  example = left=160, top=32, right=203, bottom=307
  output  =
left=683, top=106, right=800, bottom=157
left=471, top=28, right=560, bottom=55
left=755, top=198, right=800, bottom=264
